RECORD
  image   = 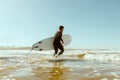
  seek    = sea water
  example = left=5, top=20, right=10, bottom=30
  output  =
left=0, top=49, right=120, bottom=80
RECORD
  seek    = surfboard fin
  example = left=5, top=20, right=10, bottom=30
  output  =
left=39, top=49, right=43, bottom=51
left=38, top=41, right=42, bottom=44
left=33, top=46, right=39, bottom=48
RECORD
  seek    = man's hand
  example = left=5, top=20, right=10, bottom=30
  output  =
left=62, top=41, right=64, bottom=44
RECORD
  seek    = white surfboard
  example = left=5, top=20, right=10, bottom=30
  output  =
left=32, top=34, right=71, bottom=51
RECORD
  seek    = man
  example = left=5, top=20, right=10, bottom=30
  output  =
left=53, top=25, right=64, bottom=58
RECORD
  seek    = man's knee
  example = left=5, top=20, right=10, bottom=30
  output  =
left=59, top=49, right=64, bottom=55
left=62, top=49, right=64, bottom=52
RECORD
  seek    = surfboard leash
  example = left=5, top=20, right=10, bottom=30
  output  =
left=26, top=47, right=33, bottom=57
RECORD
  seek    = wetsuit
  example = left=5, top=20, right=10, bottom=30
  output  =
left=53, top=31, right=64, bottom=56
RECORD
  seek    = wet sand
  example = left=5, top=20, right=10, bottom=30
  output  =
left=0, top=50, right=120, bottom=80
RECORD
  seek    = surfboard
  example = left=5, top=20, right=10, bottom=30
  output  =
left=32, top=34, right=71, bottom=51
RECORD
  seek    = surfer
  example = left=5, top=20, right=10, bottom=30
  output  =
left=53, top=25, right=64, bottom=58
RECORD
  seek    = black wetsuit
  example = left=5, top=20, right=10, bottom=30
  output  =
left=53, top=31, right=64, bottom=56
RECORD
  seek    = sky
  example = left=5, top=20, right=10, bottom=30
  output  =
left=0, top=0, right=120, bottom=49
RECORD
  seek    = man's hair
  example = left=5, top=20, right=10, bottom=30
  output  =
left=59, top=25, right=64, bottom=30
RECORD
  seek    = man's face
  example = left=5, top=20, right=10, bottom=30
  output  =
left=61, top=28, right=64, bottom=32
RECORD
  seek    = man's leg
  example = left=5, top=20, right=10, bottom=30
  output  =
left=58, top=44, right=64, bottom=55
left=53, top=45, right=58, bottom=57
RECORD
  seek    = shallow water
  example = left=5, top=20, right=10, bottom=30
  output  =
left=0, top=50, right=120, bottom=80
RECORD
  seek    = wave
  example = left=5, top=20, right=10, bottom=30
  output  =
left=0, top=49, right=120, bottom=62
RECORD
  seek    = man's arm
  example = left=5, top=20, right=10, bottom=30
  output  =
left=59, top=32, right=64, bottom=44
left=60, top=38, right=64, bottom=43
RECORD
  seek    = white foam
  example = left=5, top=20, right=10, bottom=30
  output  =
left=0, top=49, right=120, bottom=61
left=113, top=78, right=120, bottom=80
left=101, top=78, right=108, bottom=80
left=111, top=72, right=120, bottom=78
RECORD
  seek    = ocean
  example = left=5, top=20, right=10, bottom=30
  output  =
left=0, top=49, right=120, bottom=80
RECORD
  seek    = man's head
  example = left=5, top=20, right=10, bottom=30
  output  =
left=59, top=25, right=64, bottom=32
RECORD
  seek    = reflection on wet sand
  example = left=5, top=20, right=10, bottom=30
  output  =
left=48, top=62, right=65, bottom=80
left=32, top=62, right=69, bottom=80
